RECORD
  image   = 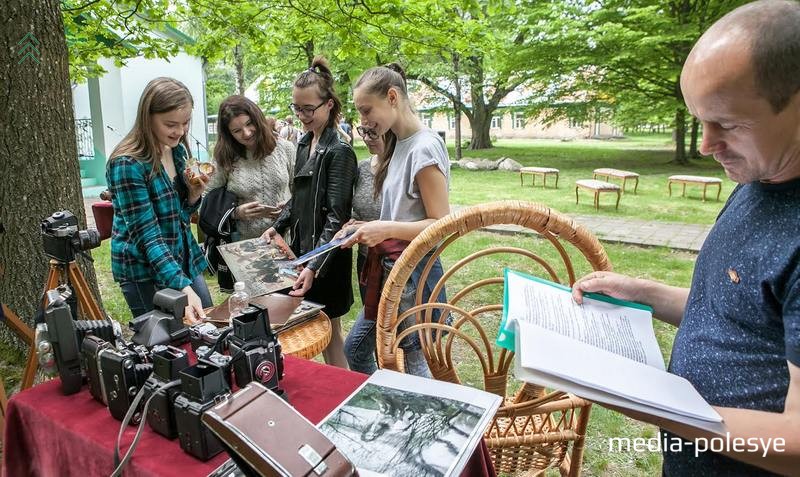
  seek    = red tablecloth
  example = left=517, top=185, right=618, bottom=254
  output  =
left=2, top=356, right=495, bottom=477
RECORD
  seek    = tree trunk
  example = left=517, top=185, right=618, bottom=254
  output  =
left=468, top=115, right=493, bottom=150
left=0, top=0, right=103, bottom=355
left=689, top=117, right=700, bottom=159
left=466, top=55, right=493, bottom=150
left=233, top=43, right=245, bottom=95
left=453, top=54, right=462, bottom=160
left=673, top=107, right=688, bottom=165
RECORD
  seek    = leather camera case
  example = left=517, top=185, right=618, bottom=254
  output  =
left=201, top=382, right=356, bottom=477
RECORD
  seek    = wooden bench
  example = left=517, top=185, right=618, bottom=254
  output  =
left=519, top=167, right=560, bottom=188
left=593, top=168, right=640, bottom=194
left=575, top=179, right=621, bottom=210
left=668, top=175, right=722, bottom=202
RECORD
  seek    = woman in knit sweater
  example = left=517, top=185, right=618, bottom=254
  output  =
left=208, top=95, right=296, bottom=240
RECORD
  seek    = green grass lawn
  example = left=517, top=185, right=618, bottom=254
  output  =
left=3, top=135, right=711, bottom=476
left=355, top=134, right=729, bottom=225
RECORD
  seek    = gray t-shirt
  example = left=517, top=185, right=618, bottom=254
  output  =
left=352, top=158, right=382, bottom=258
left=380, top=128, right=449, bottom=222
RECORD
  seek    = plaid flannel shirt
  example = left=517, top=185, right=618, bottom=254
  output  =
left=106, top=144, right=206, bottom=290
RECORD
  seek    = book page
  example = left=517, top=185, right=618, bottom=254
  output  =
left=500, top=269, right=664, bottom=369
left=515, top=320, right=723, bottom=426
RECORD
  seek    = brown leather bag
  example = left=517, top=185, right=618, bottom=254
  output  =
left=202, top=382, right=357, bottom=477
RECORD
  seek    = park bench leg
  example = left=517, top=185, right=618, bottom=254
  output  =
left=702, top=184, right=708, bottom=202
left=716, top=183, right=721, bottom=201
left=594, top=192, right=599, bottom=210
left=520, top=173, right=523, bottom=186
left=668, top=181, right=673, bottom=197
left=682, top=183, right=686, bottom=197
left=634, top=177, right=638, bottom=194
left=555, top=174, right=559, bottom=189
left=575, top=186, right=579, bottom=205
left=543, top=174, right=547, bottom=188
left=615, top=191, right=620, bottom=210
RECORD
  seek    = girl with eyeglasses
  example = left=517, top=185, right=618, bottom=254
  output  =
left=340, top=64, right=450, bottom=376
left=262, top=56, right=357, bottom=368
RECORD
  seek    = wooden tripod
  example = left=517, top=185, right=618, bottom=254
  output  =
left=1, top=259, right=104, bottom=423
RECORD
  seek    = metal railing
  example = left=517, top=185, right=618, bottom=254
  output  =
left=75, top=118, right=94, bottom=159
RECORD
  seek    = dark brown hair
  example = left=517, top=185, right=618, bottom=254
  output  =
left=293, top=56, right=341, bottom=130
left=214, top=95, right=277, bottom=173
left=354, top=63, right=408, bottom=197
left=110, top=77, right=193, bottom=178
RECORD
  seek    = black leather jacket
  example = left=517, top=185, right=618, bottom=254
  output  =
left=273, top=126, right=357, bottom=277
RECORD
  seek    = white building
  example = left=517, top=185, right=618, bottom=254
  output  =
left=72, top=27, right=208, bottom=197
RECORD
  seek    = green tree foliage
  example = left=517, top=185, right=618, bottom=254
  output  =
left=62, top=0, right=182, bottom=83
left=548, top=0, right=747, bottom=163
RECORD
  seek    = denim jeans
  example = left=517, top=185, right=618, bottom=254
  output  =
left=345, top=253, right=446, bottom=377
left=119, top=274, right=213, bottom=319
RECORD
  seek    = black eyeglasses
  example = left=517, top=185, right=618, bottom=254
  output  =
left=356, top=126, right=379, bottom=140
left=289, top=101, right=327, bottom=117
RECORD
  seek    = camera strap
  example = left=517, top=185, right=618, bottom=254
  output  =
left=110, top=378, right=181, bottom=477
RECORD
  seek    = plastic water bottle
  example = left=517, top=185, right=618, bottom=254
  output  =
left=229, top=281, right=249, bottom=323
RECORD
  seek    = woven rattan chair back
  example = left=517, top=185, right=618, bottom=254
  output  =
left=376, top=201, right=613, bottom=476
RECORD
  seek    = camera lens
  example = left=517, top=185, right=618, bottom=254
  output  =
left=73, top=229, right=102, bottom=251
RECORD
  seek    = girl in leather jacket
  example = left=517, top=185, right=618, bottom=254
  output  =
left=263, top=56, right=357, bottom=368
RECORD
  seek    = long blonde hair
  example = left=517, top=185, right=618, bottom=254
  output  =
left=109, top=77, right=194, bottom=177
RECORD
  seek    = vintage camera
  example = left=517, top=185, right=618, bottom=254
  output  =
left=41, top=210, right=101, bottom=262
left=100, top=343, right=153, bottom=423
left=228, top=304, right=283, bottom=393
left=36, top=286, right=119, bottom=395
left=143, top=345, right=190, bottom=439
left=189, top=323, right=230, bottom=352
left=82, top=334, right=115, bottom=404
left=174, top=361, right=230, bottom=461
left=129, top=289, right=190, bottom=347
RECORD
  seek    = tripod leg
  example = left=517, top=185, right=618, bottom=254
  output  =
left=0, top=304, right=38, bottom=390
left=41, top=264, right=62, bottom=310
left=67, top=262, right=105, bottom=321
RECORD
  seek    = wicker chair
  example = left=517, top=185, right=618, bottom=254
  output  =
left=376, top=201, right=613, bottom=476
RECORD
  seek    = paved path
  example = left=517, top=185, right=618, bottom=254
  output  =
left=84, top=199, right=711, bottom=252
left=452, top=205, right=711, bottom=252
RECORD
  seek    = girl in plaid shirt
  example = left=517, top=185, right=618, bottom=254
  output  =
left=106, top=77, right=212, bottom=323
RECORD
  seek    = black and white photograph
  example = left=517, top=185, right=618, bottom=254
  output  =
left=319, top=383, right=486, bottom=477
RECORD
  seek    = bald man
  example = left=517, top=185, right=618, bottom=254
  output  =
left=571, top=1, right=800, bottom=474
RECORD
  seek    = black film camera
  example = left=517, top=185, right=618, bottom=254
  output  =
left=228, top=304, right=283, bottom=394
left=174, top=361, right=230, bottom=460
left=99, top=343, right=153, bottom=423
left=129, top=289, right=190, bottom=347
left=36, top=286, right=119, bottom=395
left=143, top=345, right=190, bottom=439
left=41, top=210, right=101, bottom=262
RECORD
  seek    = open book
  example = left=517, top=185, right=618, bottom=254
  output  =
left=317, top=370, right=502, bottom=477
left=499, top=269, right=725, bottom=435
left=216, top=237, right=296, bottom=297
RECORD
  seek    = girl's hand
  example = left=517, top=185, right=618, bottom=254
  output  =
left=289, top=267, right=315, bottom=296
left=184, top=169, right=209, bottom=204
left=342, top=220, right=390, bottom=248
left=181, top=286, right=207, bottom=324
left=236, top=201, right=269, bottom=220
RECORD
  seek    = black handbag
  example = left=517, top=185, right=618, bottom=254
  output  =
left=200, top=187, right=237, bottom=292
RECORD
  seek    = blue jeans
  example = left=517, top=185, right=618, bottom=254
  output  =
left=119, top=275, right=213, bottom=319
left=345, top=253, right=446, bottom=377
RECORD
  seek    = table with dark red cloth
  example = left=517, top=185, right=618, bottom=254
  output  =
left=2, top=356, right=496, bottom=477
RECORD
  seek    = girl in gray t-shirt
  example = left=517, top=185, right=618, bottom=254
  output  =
left=341, top=64, right=450, bottom=377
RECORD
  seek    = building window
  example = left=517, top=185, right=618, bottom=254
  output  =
left=490, top=115, right=502, bottom=129
left=207, top=122, right=217, bottom=135
left=448, top=114, right=456, bottom=130
left=419, top=112, right=433, bottom=128
left=513, top=112, right=526, bottom=129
